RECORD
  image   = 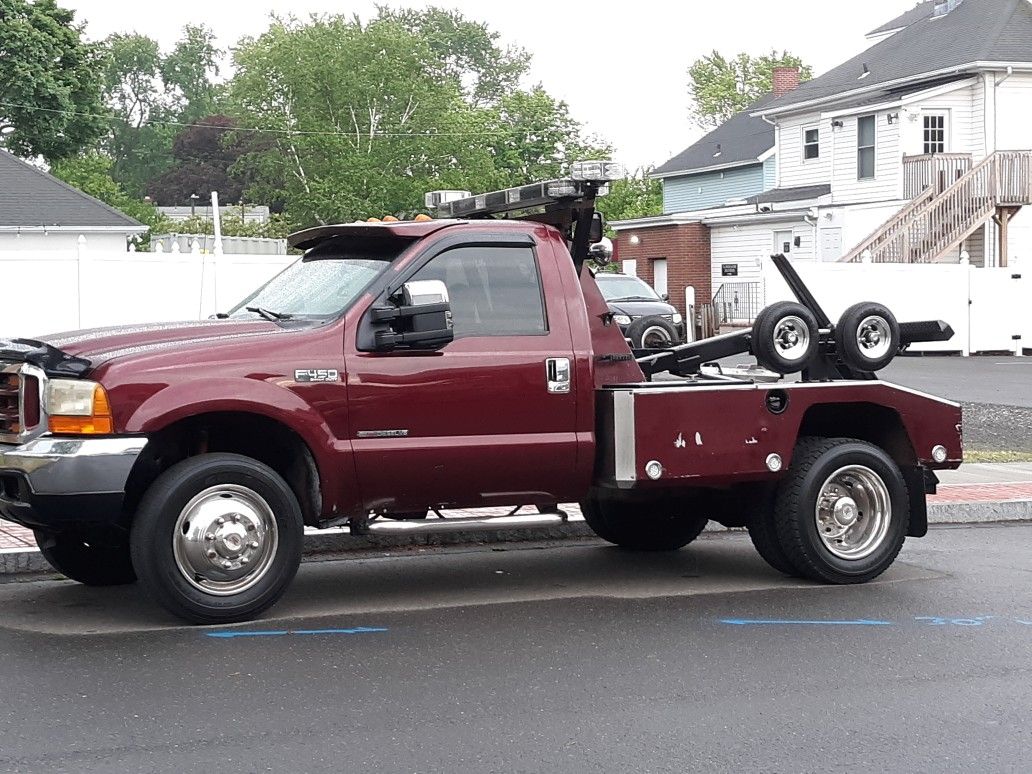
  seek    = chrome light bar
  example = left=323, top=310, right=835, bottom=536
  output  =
left=425, top=160, right=626, bottom=219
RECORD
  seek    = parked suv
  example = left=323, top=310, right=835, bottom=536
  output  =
left=594, top=272, right=685, bottom=348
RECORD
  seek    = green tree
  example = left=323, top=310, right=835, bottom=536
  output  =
left=595, top=168, right=662, bottom=233
left=372, top=6, right=530, bottom=107
left=688, top=50, right=812, bottom=128
left=49, top=152, right=165, bottom=234
left=99, top=25, right=223, bottom=196
left=228, top=11, right=610, bottom=227
left=0, top=0, right=105, bottom=161
left=483, top=86, right=611, bottom=189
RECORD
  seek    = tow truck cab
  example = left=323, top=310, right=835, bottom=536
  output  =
left=0, top=161, right=962, bottom=624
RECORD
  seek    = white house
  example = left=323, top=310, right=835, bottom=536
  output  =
left=0, top=150, right=147, bottom=252
left=614, top=0, right=1032, bottom=310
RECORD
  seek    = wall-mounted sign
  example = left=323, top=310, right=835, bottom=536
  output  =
left=721, top=264, right=739, bottom=277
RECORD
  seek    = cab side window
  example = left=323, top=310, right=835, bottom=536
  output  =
left=411, top=246, right=547, bottom=337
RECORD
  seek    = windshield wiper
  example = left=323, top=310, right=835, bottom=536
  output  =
left=246, top=306, right=293, bottom=321
left=608, top=296, right=657, bottom=302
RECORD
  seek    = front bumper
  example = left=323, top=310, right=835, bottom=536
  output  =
left=0, top=437, right=147, bottom=530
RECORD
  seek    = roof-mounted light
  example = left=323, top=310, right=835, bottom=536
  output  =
left=424, top=190, right=472, bottom=209
left=570, top=160, right=627, bottom=182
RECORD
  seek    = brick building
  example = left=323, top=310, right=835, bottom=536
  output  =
left=613, top=222, right=711, bottom=321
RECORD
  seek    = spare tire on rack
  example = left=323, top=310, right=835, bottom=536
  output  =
left=835, top=302, right=900, bottom=373
left=751, top=301, right=819, bottom=374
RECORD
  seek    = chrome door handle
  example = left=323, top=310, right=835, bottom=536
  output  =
left=545, top=357, right=571, bottom=394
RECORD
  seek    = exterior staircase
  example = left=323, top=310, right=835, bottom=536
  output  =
left=841, top=151, right=1032, bottom=264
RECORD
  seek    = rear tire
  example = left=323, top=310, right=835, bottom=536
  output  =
left=581, top=495, right=708, bottom=551
left=746, top=510, right=799, bottom=577
left=34, top=530, right=136, bottom=586
left=772, top=437, right=909, bottom=584
left=130, top=453, right=304, bottom=624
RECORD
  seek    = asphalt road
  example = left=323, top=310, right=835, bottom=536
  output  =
left=882, top=355, right=1032, bottom=407
left=0, top=525, right=1030, bottom=773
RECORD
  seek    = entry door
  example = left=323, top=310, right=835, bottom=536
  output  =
left=345, top=240, right=579, bottom=512
left=622, top=259, right=638, bottom=277
left=653, top=258, right=668, bottom=298
left=820, top=228, right=843, bottom=262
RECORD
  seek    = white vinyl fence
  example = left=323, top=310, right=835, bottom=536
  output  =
left=760, top=256, right=1030, bottom=355
left=0, top=238, right=295, bottom=338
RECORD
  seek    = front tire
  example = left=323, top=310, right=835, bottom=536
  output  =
left=772, top=438, right=909, bottom=584
left=582, top=495, right=708, bottom=551
left=34, top=529, right=136, bottom=586
left=130, top=453, right=304, bottom=624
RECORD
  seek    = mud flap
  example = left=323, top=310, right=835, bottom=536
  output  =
left=903, top=466, right=938, bottom=538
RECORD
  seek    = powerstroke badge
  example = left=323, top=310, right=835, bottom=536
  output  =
left=294, top=368, right=340, bottom=383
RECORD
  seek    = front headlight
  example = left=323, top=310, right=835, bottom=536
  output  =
left=612, top=314, right=632, bottom=326
left=47, top=379, right=114, bottom=435
left=672, top=313, right=683, bottom=325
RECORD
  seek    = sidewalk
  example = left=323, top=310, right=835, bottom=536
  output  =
left=3, top=463, right=1031, bottom=575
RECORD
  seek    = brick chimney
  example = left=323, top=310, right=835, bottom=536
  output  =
left=772, top=66, right=801, bottom=97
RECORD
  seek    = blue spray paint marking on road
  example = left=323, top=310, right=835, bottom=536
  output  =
left=721, top=619, right=894, bottom=626
left=206, top=626, right=388, bottom=639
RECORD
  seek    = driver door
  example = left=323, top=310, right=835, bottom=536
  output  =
left=345, top=235, right=580, bottom=513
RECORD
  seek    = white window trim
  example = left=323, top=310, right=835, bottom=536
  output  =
left=802, top=124, right=821, bottom=162
left=921, top=110, right=951, bottom=155
left=857, top=114, right=878, bottom=181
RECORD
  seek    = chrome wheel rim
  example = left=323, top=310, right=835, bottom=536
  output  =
left=642, top=325, right=672, bottom=349
left=773, top=315, right=811, bottom=363
left=856, top=315, right=892, bottom=361
left=815, top=465, right=891, bottom=560
left=172, top=485, right=279, bottom=596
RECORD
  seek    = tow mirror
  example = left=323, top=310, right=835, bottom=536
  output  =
left=370, top=279, right=454, bottom=351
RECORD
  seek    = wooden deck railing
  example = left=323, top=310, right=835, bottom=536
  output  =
left=842, top=151, right=1032, bottom=264
left=903, top=153, right=972, bottom=198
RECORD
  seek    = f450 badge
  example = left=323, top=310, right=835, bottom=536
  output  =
left=294, top=368, right=340, bottom=383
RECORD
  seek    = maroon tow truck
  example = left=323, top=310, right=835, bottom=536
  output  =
left=0, top=162, right=962, bottom=624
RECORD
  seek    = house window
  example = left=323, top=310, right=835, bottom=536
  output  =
left=774, top=230, right=794, bottom=255
left=857, top=115, right=876, bottom=180
left=803, top=127, right=820, bottom=160
left=923, top=113, right=948, bottom=155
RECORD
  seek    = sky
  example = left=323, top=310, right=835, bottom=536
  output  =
left=64, top=0, right=922, bottom=171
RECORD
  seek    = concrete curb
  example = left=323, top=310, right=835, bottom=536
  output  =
left=2, top=502, right=1030, bottom=579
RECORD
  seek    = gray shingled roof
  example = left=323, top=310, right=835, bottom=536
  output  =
left=652, top=94, right=778, bottom=177
left=762, top=0, right=1032, bottom=115
left=0, top=151, right=145, bottom=230
left=867, top=1, right=937, bottom=36
left=747, top=185, right=832, bottom=204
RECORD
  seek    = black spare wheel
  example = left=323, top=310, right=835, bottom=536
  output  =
left=751, top=301, right=819, bottom=373
left=628, top=316, right=677, bottom=350
left=835, top=302, right=900, bottom=373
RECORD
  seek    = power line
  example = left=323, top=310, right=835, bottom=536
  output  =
left=0, top=100, right=516, bottom=139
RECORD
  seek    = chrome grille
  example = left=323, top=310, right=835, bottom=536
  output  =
left=0, top=367, right=20, bottom=439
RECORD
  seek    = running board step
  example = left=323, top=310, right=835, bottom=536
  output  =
left=366, top=512, right=569, bottom=536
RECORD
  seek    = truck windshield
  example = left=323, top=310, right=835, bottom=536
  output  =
left=596, top=275, right=662, bottom=302
left=229, top=237, right=406, bottom=320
